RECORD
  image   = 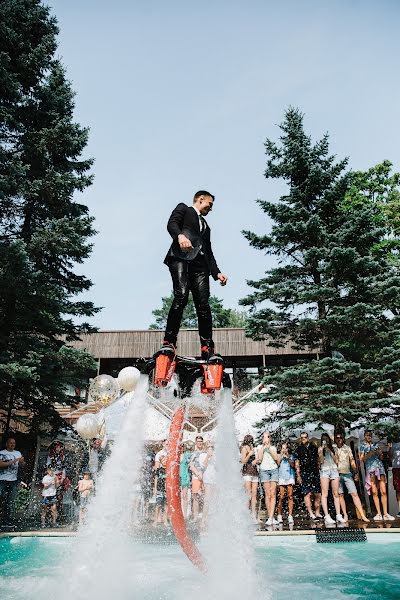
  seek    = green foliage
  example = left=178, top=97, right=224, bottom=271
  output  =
left=241, top=108, right=400, bottom=432
left=343, top=160, right=400, bottom=261
left=0, top=0, right=98, bottom=432
left=150, top=293, right=248, bottom=329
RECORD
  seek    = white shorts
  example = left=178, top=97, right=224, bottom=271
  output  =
left=243, top=475, right=259, bottom=483
left=278, top=478, right=295, bottom=486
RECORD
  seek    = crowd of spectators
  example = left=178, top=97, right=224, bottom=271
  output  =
left=134, top=429, right=400, bottom=529
left=1, top=429, right=400, bottom=530
left=239, top=429, right=399, bottom=527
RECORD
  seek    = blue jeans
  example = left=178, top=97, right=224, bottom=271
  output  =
left=0, top=480, right=18, bottom=524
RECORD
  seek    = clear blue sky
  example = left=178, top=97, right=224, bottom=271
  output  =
left=48, top=0, right=400, bottom=330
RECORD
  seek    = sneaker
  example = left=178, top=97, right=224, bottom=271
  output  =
left=288, top=515, right=294, bottom=525
left=309, top=513, right=317, bottom=521
left=373, top=514, right=383, bottom=521
left=324, top=515, right=336, bottom=525
left=396, top=512, right=400, bottom=518
left=265, top=517, right=273, bottom=526
left=383, top=514, right=395, bottom=521
left=336, top=514, right=345, bottom=524
left=272, top=517, right=279, bottom=525
left=277, top=514, right=283, bottom=523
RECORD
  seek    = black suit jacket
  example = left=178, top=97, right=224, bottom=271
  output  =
left=163, top=203, right=220, bottom=280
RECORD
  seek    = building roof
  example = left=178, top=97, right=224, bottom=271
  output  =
left=66, top=328, right=317, bottom=366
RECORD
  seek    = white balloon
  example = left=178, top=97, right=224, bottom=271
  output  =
left=76, top=413, right=100, bottom=440
left=117, top=366, right=141, bottom=392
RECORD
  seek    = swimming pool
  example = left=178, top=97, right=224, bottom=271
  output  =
left=1, top=533, right=399, bottom=600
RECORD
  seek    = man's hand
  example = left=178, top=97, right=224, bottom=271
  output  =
left=217, top=273, right=228, bottom=286
left=178, top=234, right=193, bottom=252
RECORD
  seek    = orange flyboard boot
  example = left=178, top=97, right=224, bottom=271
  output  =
left=201, top=355, right=224, bottom=394
left=154, top=344, right=176, bottom=387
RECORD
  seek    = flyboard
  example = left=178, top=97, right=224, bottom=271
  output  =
left=145, top=347, right=231, bottom=571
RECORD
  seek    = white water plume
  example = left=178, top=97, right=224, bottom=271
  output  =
left=198, top=388, right=264, bottom=600
left=58, top=375, right=149, bottom=600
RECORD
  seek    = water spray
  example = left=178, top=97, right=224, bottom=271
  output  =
left=146, top=348, right=231, bottom=571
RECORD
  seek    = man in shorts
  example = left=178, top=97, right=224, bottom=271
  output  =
left=294, top=432, right=322, bottom=520
left=334, top=432, right=369, bottom=522
left=189, top=436, right=208, bottom=522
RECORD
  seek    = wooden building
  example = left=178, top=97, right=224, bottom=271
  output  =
left=67, top=327, right=318, bottom=376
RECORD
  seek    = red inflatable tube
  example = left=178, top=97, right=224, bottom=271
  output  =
left=166, top=405, right=206, bottom=572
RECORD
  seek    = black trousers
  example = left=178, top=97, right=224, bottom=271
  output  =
left=164, top=257, right=212, bottom=347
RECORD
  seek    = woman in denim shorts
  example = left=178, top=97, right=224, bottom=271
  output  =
left=318, top=433, right=345, bottom=525
left=240, top=435, right=259, bottom=524
left=256, top=432, right=279, bottom=526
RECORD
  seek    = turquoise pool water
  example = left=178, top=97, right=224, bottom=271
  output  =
left=1, top=534, right=399, bottom=600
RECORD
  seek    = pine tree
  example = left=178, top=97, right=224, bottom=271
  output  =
left=241, top=108, right=400, bottom=433
left=0, top=0, right=98, bottom=434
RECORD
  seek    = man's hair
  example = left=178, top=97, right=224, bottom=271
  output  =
left=300, top=431, right=308, bottom=437
left=195, top=436, right=204, bottom=441
left=193, top=190, right=214, bottom=202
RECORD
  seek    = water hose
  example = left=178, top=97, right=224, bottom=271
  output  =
left=166, top=405, right=206, bottom=572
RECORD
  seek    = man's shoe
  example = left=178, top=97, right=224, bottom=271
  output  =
left=201, top=344, right=215, bottom=361
left=158, top=341, right=176, bottom=356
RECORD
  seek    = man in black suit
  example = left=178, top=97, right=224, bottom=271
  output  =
left=161, top=190, right=228, bottom=360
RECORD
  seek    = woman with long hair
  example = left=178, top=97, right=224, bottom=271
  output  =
left=360, top=430, right=394, bottom=521
left=277, top=441, right=295, bottom=525
left=318, top=432, right=344, bottom=525
left=256, top=431, right=279, bottom=526
left=240, top=434, right=259, bottom=524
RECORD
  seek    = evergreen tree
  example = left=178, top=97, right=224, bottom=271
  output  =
left=150, top=293, right=247, bottom=329
left=344, top=160, right=400, bottom=262
left=241, top=108, right=400, bottom=433
left=0, top=0, right=98, bottom=434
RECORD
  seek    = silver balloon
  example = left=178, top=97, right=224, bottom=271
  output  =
left=89, top=374, right=120, bottom=407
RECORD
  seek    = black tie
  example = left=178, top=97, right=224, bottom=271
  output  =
left=200, top=216, right=206, bottom=233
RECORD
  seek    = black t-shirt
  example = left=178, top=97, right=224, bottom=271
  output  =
left=294, top=443, right=319, bottom=474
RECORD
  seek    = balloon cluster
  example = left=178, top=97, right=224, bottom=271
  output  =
left=75, top=367, right=141, bottom=440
